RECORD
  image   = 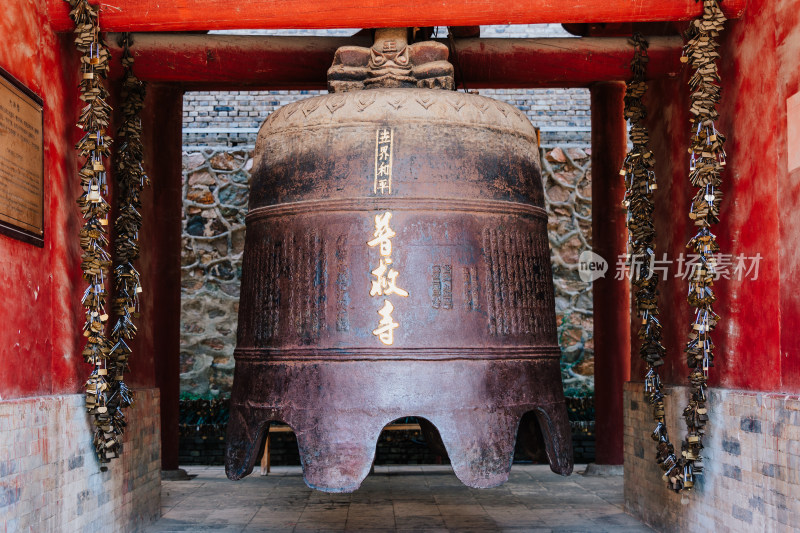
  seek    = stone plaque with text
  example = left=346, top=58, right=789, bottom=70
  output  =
left=0, top=67, right=43, bottom=247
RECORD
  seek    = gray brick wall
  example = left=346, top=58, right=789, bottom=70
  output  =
left=625, top=382, right=800, bottom=532
left=182, top=88, right=591, bottom=146
left=208, top=24, right=570, bottom=38
left=0, top=390, right=161, bottom=531
left=183, top=25, right=591, bottom=146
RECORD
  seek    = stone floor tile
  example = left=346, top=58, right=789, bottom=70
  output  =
left=298, top=511, right=348, bottom=525
left=344, top=517, right=397, bottom=530
left=496, top=529, right=552, bottom=533
left=392, top=501, right=440, bottom=515
left=242, top=524, right=302, bottom=533
left=393, top=513, right=447, bottom=529
left=147, top=465, right=653, bottom=532
left=395, top=529, right=450, bottom=533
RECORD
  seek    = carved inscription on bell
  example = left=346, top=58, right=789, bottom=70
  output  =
left=431, top=264, right=453, bottom=310
left=335, top=234, right=350, bottom=332
left=367, top=212, right=407, bottom=345
left=482, top=228, right=550, bottom=337
left=374, top=127, right=394, bottom=195
left=244, top=232, right=327, bottom=342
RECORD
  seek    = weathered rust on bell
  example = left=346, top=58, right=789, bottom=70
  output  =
left=226, top=28, right=573, bottom=492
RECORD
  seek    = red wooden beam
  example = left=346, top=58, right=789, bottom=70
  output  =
left=106, top=34, right=683, bottom=90
left=452, top=36, right=682, bottom=89
left=48, top=0, right=747, bottom=33
left=108, top=34, right=368, bottom=90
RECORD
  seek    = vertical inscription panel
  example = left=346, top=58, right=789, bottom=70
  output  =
left=0, top=68, right=43, bottom=246
left=335, top=234, right=350, bottom=332
left=374, top=127, right=393, bottom=195
left=482, top=227, right=554, bottom=339
left=431, top=264, right=453, bottom=310
left=238, top=225, right=328, bottom=346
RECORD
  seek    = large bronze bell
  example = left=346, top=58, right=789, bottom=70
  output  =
left=226, top=28, right=573, bottom=492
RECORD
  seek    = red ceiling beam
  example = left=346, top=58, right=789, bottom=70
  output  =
left=107, top=34, right=367, bottom=90
left=452, top=36, right=682, bottom=89
left=106, top=34, right=683, bottom=90
left=48, top=0, right=747, bottom=33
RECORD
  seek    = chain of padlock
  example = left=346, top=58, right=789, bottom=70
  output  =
left=677, top=0, right=727, bottom=492
left=106, top=31, right=149, bottom=458
left=67, top=2, right=148, bottom=468
left=621, top=0, right=727, bottom=493
left=66, top=0, right=118, bottom=468
left=620, top=33, right=684, bottom=492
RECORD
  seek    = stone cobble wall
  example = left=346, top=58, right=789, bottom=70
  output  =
left=179, top=151, right=249, bottom=394
left=179, top=146, right=593, bottom=397
left=0, top=389, right=161, bottom=532
left=542, top=146, right=594, bottom=395
left=624, top=382, right=800, bottom=532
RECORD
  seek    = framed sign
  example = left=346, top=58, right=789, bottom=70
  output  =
left=0, top=66, right=44, bottom=247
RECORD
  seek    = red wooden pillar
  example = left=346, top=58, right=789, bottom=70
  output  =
left=590, top=81, right=630, bottom=465
left=137, top=84, right=184, bottom=471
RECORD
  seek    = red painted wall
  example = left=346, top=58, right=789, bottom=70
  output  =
left=0, top=0, right=83, bottom=399
left=0, top=1, right=160, bottom=399
left=774, top=0, right=800, bottom=391
left=637, top=0, right=800, bottom=393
